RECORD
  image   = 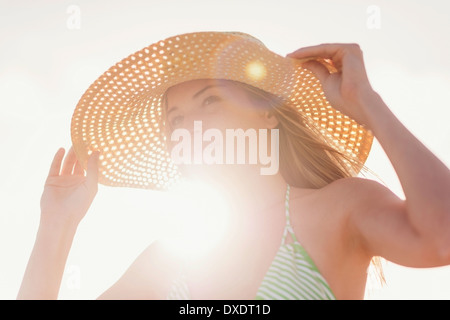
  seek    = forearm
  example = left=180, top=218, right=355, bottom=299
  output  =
left=17, top=218, right=78, bottom=299
left=360, top=90, right=450, bottom=244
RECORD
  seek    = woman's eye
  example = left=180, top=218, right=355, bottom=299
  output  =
left=170, top=115, right=184, bottom=127
left=202, top=95, right=221, bottom=107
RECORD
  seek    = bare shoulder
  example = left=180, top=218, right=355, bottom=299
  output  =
left=322, top=176, right=389, bottom=194
left=319, top=177, right=410, bottom=254
left=313, top=176, right=405, bottom=227
left=288, top=177, right=403, bottom=246
left=289, top=177, right=389, bottom=216
left=286, top=178, right=394, bottom=299
left=97, top=240, right=182, bottom=299
left=317, top=176, right=401, bottom=210
left=286, top=178, right=381, bottom=246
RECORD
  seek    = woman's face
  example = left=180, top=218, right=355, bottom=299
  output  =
left=164, top=79, right=278, bottom=178
left=165, top=79, right=272, bottom=138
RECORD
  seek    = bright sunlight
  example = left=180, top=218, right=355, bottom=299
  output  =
left=159, top=178, right=232, bottom=261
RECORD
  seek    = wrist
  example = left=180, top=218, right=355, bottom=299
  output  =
left=355, top=88, right=388, bottom=133
left=39, top=214, right=79, bottom=237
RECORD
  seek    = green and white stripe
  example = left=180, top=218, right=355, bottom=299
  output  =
left=255, top=243, right=335, bottom=300
left=255, top=184, right=335, bottom=300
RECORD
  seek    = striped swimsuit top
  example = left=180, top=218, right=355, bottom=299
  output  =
left=166, top=183, right=336, bottom=300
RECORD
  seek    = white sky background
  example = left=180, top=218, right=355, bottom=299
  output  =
left=0, top=0, right=449, bottom=299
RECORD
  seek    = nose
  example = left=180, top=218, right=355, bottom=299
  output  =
left=182, top=110, right=218, bottom=134
left=165, top=110, right=204, bottom=149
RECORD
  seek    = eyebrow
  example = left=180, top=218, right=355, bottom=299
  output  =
left=166, top=84, right=226, bottom=117
left=192, top=84, right=225, bottom=99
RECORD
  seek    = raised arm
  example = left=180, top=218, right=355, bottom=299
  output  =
left=287, top=44, right=450, bottom=266
left=17, top=147, right=99, bottom=299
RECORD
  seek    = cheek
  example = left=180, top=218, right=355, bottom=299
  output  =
left=200, top=112, right=255, bottom=133
left=219, top=107, right=264, bottom=131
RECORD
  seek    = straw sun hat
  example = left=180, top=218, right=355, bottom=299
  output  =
left=70, top=31, right=373, bottom=190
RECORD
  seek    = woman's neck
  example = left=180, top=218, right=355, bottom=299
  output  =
left=190, top=164, right=288, bottom=219
left=179, top=164, right=289, bottom=262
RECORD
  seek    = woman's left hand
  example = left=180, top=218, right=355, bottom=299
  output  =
left=287, top=43, right=377, bottom=128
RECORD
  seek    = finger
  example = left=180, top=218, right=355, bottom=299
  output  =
left=286, top=43, right=363, bottom=62
left=47, top=148, right=65, bottom=177
left=73, top=159, right=85, bottom=176
left=287, top=43, right=342, bottom=60
left=61, top=146, right=77, bottom=175
left=301, top=60, right=331, bottom=84
left=85, top=151, right=100, bottom=192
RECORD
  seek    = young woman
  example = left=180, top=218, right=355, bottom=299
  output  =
left=17, top=32, right=450, bottom=300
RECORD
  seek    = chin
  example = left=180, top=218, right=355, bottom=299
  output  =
left=179, top=163, right=226, bottom=181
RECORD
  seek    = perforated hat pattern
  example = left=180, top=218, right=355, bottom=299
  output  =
left=71, top=32, right=373, bottom=190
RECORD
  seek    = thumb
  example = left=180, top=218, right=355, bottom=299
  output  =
left=301, top=60, right=331, bottom=84
left=85, top=151, right=100, bottom=192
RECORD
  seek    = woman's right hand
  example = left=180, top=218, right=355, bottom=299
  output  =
left=40, top=146, right=100, bottom=228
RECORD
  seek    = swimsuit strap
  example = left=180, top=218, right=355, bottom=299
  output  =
left=281, top=183, right=298, bottom=245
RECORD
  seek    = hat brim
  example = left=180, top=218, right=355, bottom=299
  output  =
left=70, top=31, right=373, bottom=190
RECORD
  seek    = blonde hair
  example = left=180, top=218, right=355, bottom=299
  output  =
left=228, top=80, right=386, bottom=286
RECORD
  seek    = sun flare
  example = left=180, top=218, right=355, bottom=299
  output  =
left=245, top=60, right=267, bottom=81
left=159, top=178, right=232, bottom=261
